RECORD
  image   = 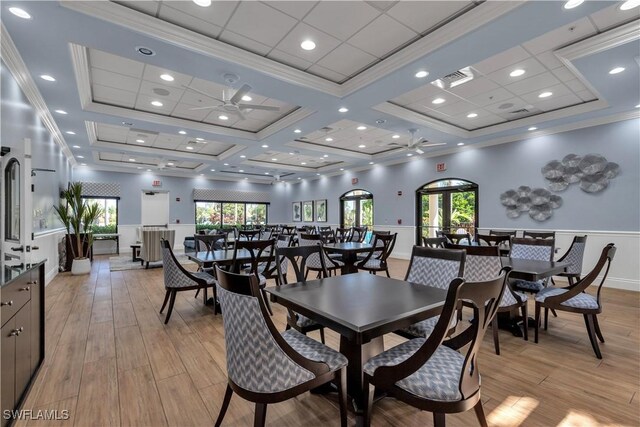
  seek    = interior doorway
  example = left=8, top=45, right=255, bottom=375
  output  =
left=141, top=190, right=170, bottom=226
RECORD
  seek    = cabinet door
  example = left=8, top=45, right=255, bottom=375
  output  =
left=14, top=301, right=31, bottom=405
left=1, top=319, right=16, bottom=427
left=30, top=271, right=42, bottom=373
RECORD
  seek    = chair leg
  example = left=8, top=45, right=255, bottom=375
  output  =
left=534, top=303, right=541, bottom=343
left=362, top=378, right=375, bottom=427
left=319, top=328, right=325, bottom=344
left=584, top=314, right=603, bottom=359
left=551, top=308, right=558, bottom=318
left=159, top=290, right=170, bottom=314
left=214, top=384, right=233, bottom=427
left=474, top=401, right=488, bottom=427
left=544, top=307, right=549, bottom=331
left=336, top=369, right=347, bottom=427
left=254, top=403, right=267, bottom=427
left=385, top=268, right=390, bottom=278
left=521, top=302, right=528, bottom=341
left=304, top=269, right=309, bottom=280
left=164, top=290, right=177, bottom=324
left=212, top=287, right=218, bottom=315
left=261, top=289, right=273, bottom=316
left=194, top=288, right=201, bottom=298
left=593, top=314, right=605, bottom=343
left=433, top=412, right=446, bottom=427
left=203, top=287, right=208, bottom=304
left=492, top=315, right=500, bottom=355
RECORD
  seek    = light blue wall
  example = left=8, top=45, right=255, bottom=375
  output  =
left=279, top=119, right=640, bottom=232
left=71, top=169, right=288, bottom=225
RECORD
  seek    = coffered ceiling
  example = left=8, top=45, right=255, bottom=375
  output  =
left=1, top=0, right=639, bottom=183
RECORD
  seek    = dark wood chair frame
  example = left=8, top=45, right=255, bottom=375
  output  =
left=351, top=226, right=368, bottom=243
left=362, top=268, right=511, bottom=427
left=260, top=234, right=293, bottom=285
left=193, top=233, right=226, bottom=300
left=535, top=243, right=616, bottom=359
left=299, top=233, right=342, bottom=278
left=231, top=238, right=276, bottom=315
left=335, top=227, right=351, bottom=243
left=275, top=245, right=330, bottom=344
left=356, top=233, right=397, bottom=277
left=475, top=234, right=510, bottom=247
left=214, top=268, right=347, bottom=427
left=523, top=231, right=556, bottom=240
left=238, top=229, right=261, bottom=241
left=159, top=239, right=217, bottom=322
left=422, top=237, right=448, bottom=248
left=489, top=230, right=518, bottom=238
left=440, top=232, right=472, bottom=245
left=553, top=235, right=587, bottom=286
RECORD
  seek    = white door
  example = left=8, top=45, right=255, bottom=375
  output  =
left=141, top=191, right=169, bottom=226
left=1, top=138, right=34, bottom=265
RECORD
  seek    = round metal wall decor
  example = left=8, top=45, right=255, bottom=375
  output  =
left=541, top=153, right=620, bottom=193
left=500, top=186, right=562, bottom=221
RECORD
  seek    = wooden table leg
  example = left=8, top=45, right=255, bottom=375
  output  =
left=339, top=335, right=384, bottom=413
left=340, top=252, right=359, bottom=274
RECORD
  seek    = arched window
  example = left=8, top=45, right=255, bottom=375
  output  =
left=340, top=189, right=373, bottom=228
left=416, top=178, right=478, bottom=243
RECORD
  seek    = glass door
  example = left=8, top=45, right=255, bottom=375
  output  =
left=340, top=190, right=373, bottom=228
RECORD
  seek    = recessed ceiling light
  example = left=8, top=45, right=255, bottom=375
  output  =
left=288, top=152, right=294, bottom=155
left=65, top=131, right=75, bottom=135
left=357, top=126, right=367, bottom=130
left=224, top=163, right=229, bottom=166
left=340, top=168, right=344, bottom=171
left=54, top=109, right=67, bottom=115
left=244, top=177, right=248, bottom=180
left=129, top=158, right=136, bottom=162
left=146, top=169, right=151, bottom=172
left=8, top=7, right=31, bottom=19
left=338, top=107, right=349, bottom=113
left=240, top=155, right=246, bottom=158
left=528, top=126, right=538, bottom=131
left=261, top=144, right=269, bottom=148
left=457, top=142, right=465, bottom=146
left=72, top=145, right=80, bottom=148
left=167, top=162, right=174, bottom=166
left=294, top=129, right=302, bottom=133
left=136, top=46, right=155, bottom=56
left=297, top=177, right=301, bottom=180
left=178, top=130, right=187, bottom=135
left=40, top=75, right=55, bottom=82
left=609, top=67, right=625, bottom=75
left=239, top=170, right=245, bottom=173
left=218, top=115, right=229, bottom=121
left=563, top=0, right=584, bottom=9
left=301, top=162, right=307, bottom=165
left=151, top=100, right=163, bottom=107
left=538, top=92, right=553, bottom=98
left=407, top=153, right=413, bottom=157
left=323, top=154, right=329, bottom=158
left=358, top=144, right=366, bottom=148
left=195, top=137, right=204, bottom=141
left=392, top=134, right=400, bottom=139
left=241, top=95, right=252, bottom=102
left=620, top=0, right=640, bottom=10
left=193, top=0, right=212, bottom=6
left=81, top=163, right=87, bottom=166
left=137, top=167, right=142, bottom=170
left=432, top=98, right=445, bottom=104
left=415, top=70, right=429, bottom=78
left=509, top=69, right=526, bottom=77
left=186, top=146, right=194, bottom=150
left=210, top=169, right=215, bottom=171
left=635, top=104, right=640, bottom=108
left=316, top=173, right=321, bottom=176
left=271, top=158, right=278, bottom=161
left=300, top=40, right=316, bottom=50
left=369, top=162, right=374, bottom=165
left=467, top=113, right=478, bottom=118
left=160, top=74, right=174, bottom=82
left=136, top=139, right=145, bottom=143
left=77, top=155, right=84, bottom=159
left=325, top=137, right=333, bottom=142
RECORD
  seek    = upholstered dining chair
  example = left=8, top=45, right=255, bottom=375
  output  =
left=535, top=243, right=616, bottom=359
left=351, top=226, right=368, bottom=243
left=489, top=230, right=518, bottom=238
left=276, top=245, right=331, bottom=344
left=298, top=233, right=344, bottom=277
left=510, top=237, right=555, bottom=293
left=440, top=232, right=472, bottom=245
left=422, top=237, right=447, bottom=248
left=214, top=267, right=348, bottom=427
left=159, top=239, right=217, bottom=322
left=335, top=227, right=351, bottom=243
left=397, top=246, right=465, bottom=339
left=523, top=230, right=555, bottom=240
left=259, top=234, right=293, bottom=285
left=193, top=233, right=226, bottom=300
left=238, top=229, right=261, bottom=241
left=553, top=235, right=587, bottom=286
left=361, top=269, right=510, bottom=427
left=356, top=233, right=397, bottom=277
left=475, top=234, right=510, bottom=248
left=231, top=239, right=276, bottom=315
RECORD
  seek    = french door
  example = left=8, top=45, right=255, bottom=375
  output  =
left=340, top=190, right=373, bottom=228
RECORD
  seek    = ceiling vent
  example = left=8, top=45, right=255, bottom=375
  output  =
left=511, top=108, right=530, bottom=114
left=320, top=127, right=333, bottom=132
left=431, top=66, right=476, bottom=89
left=130, top=128, right=159, bottom=135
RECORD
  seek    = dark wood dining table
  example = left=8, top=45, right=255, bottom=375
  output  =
left=322, top=242, right=373, bottom=274
left=266, top=273, right=447, bottom=412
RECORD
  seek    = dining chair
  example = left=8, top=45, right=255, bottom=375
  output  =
left=259, top=234, right=293, bottom=285
left=159, top=239, right=217, bottom=322
left=298, top=233, right=344, bottom=277
left=214, top=267, right=348, bottom=427
left=523, top=230, right=556, bottom=240
left=535, top=243, right=616, bottom=359
left=239, top=229, right=261, bottom=241
left=319, top=229, right=336, bottom=244
left=351, top=226, right=368, bottom=243
left=362, top=268, right=510, bottom=427
left=441, top=232, right=472, bottom=245
left=281, top=225, right=296, bottom=235
left=553, top=235, right=587, bottom=286
left=422, top=237, right=447, bottom=248
left=510, top=237, right=555, bottom=293
left=356, top=233, right=397, bottom=277
left=231, top=239, right=276, bottom=315
left=397, top=246, right=465, bottom=339
left=475, top=234, right=510, bottom=248
left=276, top=245, right=331, bottom=344
left=318, top=226, right=332, bottom=232
left=335, top=227, right=351, bottom=243
left=194, top=233, right=226, bottom=252
left=489, top=230, right=518, bottom=238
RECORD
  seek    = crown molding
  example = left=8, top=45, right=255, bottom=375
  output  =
left=1, top=24, right=75, bottom=165
left=243, top=159, right=344, bottom=173
left=556, top=19, right=640, bottom=61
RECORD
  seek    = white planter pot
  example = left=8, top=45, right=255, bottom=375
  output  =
left=71, top=258, right=91, bottom=275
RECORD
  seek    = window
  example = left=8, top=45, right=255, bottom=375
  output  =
left=416, top=178, right=478, bottom=243
left=83, top=198, right=118, bottom=234
left=340, top=190, right=373, bottom=228
left=195, top=201, right=268, bottom=232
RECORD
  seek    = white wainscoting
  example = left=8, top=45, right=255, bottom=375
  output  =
left=33, top=228, right=66, bottom=285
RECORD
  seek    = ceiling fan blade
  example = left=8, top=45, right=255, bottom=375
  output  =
left=420, top=142, right=448, bottom=147
left=230, top=84, right=252, bottom=105
left=188, top=105, right=222, bottom=111
left=238, top=103, right=280, bottom=111
left=182, top=85, right=224, bottom=102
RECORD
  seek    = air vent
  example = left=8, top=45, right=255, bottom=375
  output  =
left=130, top=128, right=159, bottom=135
left=442, top=70, right=467, bottom=82
left=320, top=127, right=333, bottom=132
left=431, top=66, right=475, bottom=89
left=511, top=108, right=530, bottom=114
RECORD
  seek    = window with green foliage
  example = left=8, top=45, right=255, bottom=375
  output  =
left=340, top=190, right=373, bottom=228
left=82, top=198, right=118, bottom=234
left=195, top=201, right=268, bottom=231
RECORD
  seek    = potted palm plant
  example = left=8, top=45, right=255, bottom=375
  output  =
left=54, top=182, right=103, bottom=275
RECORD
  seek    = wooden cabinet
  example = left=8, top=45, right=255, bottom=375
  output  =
left=0, top=263, right=44, bottom=427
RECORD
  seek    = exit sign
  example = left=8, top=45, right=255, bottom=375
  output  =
left=352, top=177, right=359, bottom=185
left=436, top=162, right=447, bottom=172
left=152, top=180, right=162, bottom=187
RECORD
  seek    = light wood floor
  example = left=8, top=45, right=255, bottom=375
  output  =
left=15, top=256, right=640, bottom=427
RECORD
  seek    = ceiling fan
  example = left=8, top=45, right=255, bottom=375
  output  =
left=378, top=129, right=446, bottom=154
left=182, top=83, right=280, bottom=121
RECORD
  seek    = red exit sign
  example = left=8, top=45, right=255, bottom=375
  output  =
left=152, top=180, right=162, bottom=187
left=352, top=177, right=359, bottom=185
left=436, top=162, right=447, bottom=172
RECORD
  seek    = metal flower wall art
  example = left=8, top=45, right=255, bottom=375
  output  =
left=500, top=186, right=563, bottom=222
left=541, top=153, right=620, bottom=193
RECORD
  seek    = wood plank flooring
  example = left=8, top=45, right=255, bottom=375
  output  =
left=15, top=256, right=640, bottom=426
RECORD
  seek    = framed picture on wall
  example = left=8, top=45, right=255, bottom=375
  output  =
left=315, top=199, right=327, bottom=222
left=302, top=201, right=314, bottom=222
left=292, top=202, right=302, bottom=222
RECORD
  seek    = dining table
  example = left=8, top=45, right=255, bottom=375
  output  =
left=322, top=242, right=374, bottom=274
left=266, top=273, right=447, bottom=412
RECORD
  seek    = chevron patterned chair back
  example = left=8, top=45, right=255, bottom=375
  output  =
left=555, top=235, right=587, bottom=284
left=510, top=237, right=555, bottom=293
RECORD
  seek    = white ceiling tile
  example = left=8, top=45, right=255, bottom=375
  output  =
left=449, top=111, right=505, bottom=129
left=89, top=50, right=144, bottom=78
left=157, top=4, right=223, bottom=38
left=467, top=87, right=513, bottom=107
left=576, top=89, right=598, bottom=102
left=203, top=110, right=241, bottom=126
left=114, top=0, right=160, bottom=15
left=160, top=1, right=238, bottom=27
left=551, top=66, right=578, bottom=83
left=218, top=29, right=273, bottom=56
left=447, top=77, right=500, bottom=99
left=535, top=93, right=582, bottom=112
left=267, top=49, right=313, bottom=70
left=504, top=71, right=561, bottom=96
left=590, top=3, right=640, bottom=31
left=231, top=118, right=265, bottom=132
left=536, top=50, right=564, bottom=70
left=138, top=80, right=185, bottom=102
left=306, top=64, right=347, bottom=82
left=485, top=57, right=547, bottom=87
left=472, top=45, right=531, bottom=75
left=225, top=2, right=298, bottom=47
left=303, top=1, right=380, bottom=40
left=386, top=1, right=472, bottom=34
left=92, top=84, right=137, bottom=108
left=522, top=17, right=597, bottom=55
left=134, top=94, right=178, bottom=114
left=264, top=1, right=318, bottom=19
left=366, top=1, right=398, bottom=12
left=436, top=100, right=476, bottom=116
left=178, top=88, right=224, bottom=108
left=273, top=22, right=342, bottom=64
left=347, top=14, right=417, bottom=58
left=141, top=64, right=194, bottom=87
left=316, top=43, right=377, bottom=77
left=564, top=79, right=588, bottom=93
left=519, top=83, right=572, bottom=104
left=91, top=68, right=141, bottom=92
left=484, top=97, right=530, bottom=116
